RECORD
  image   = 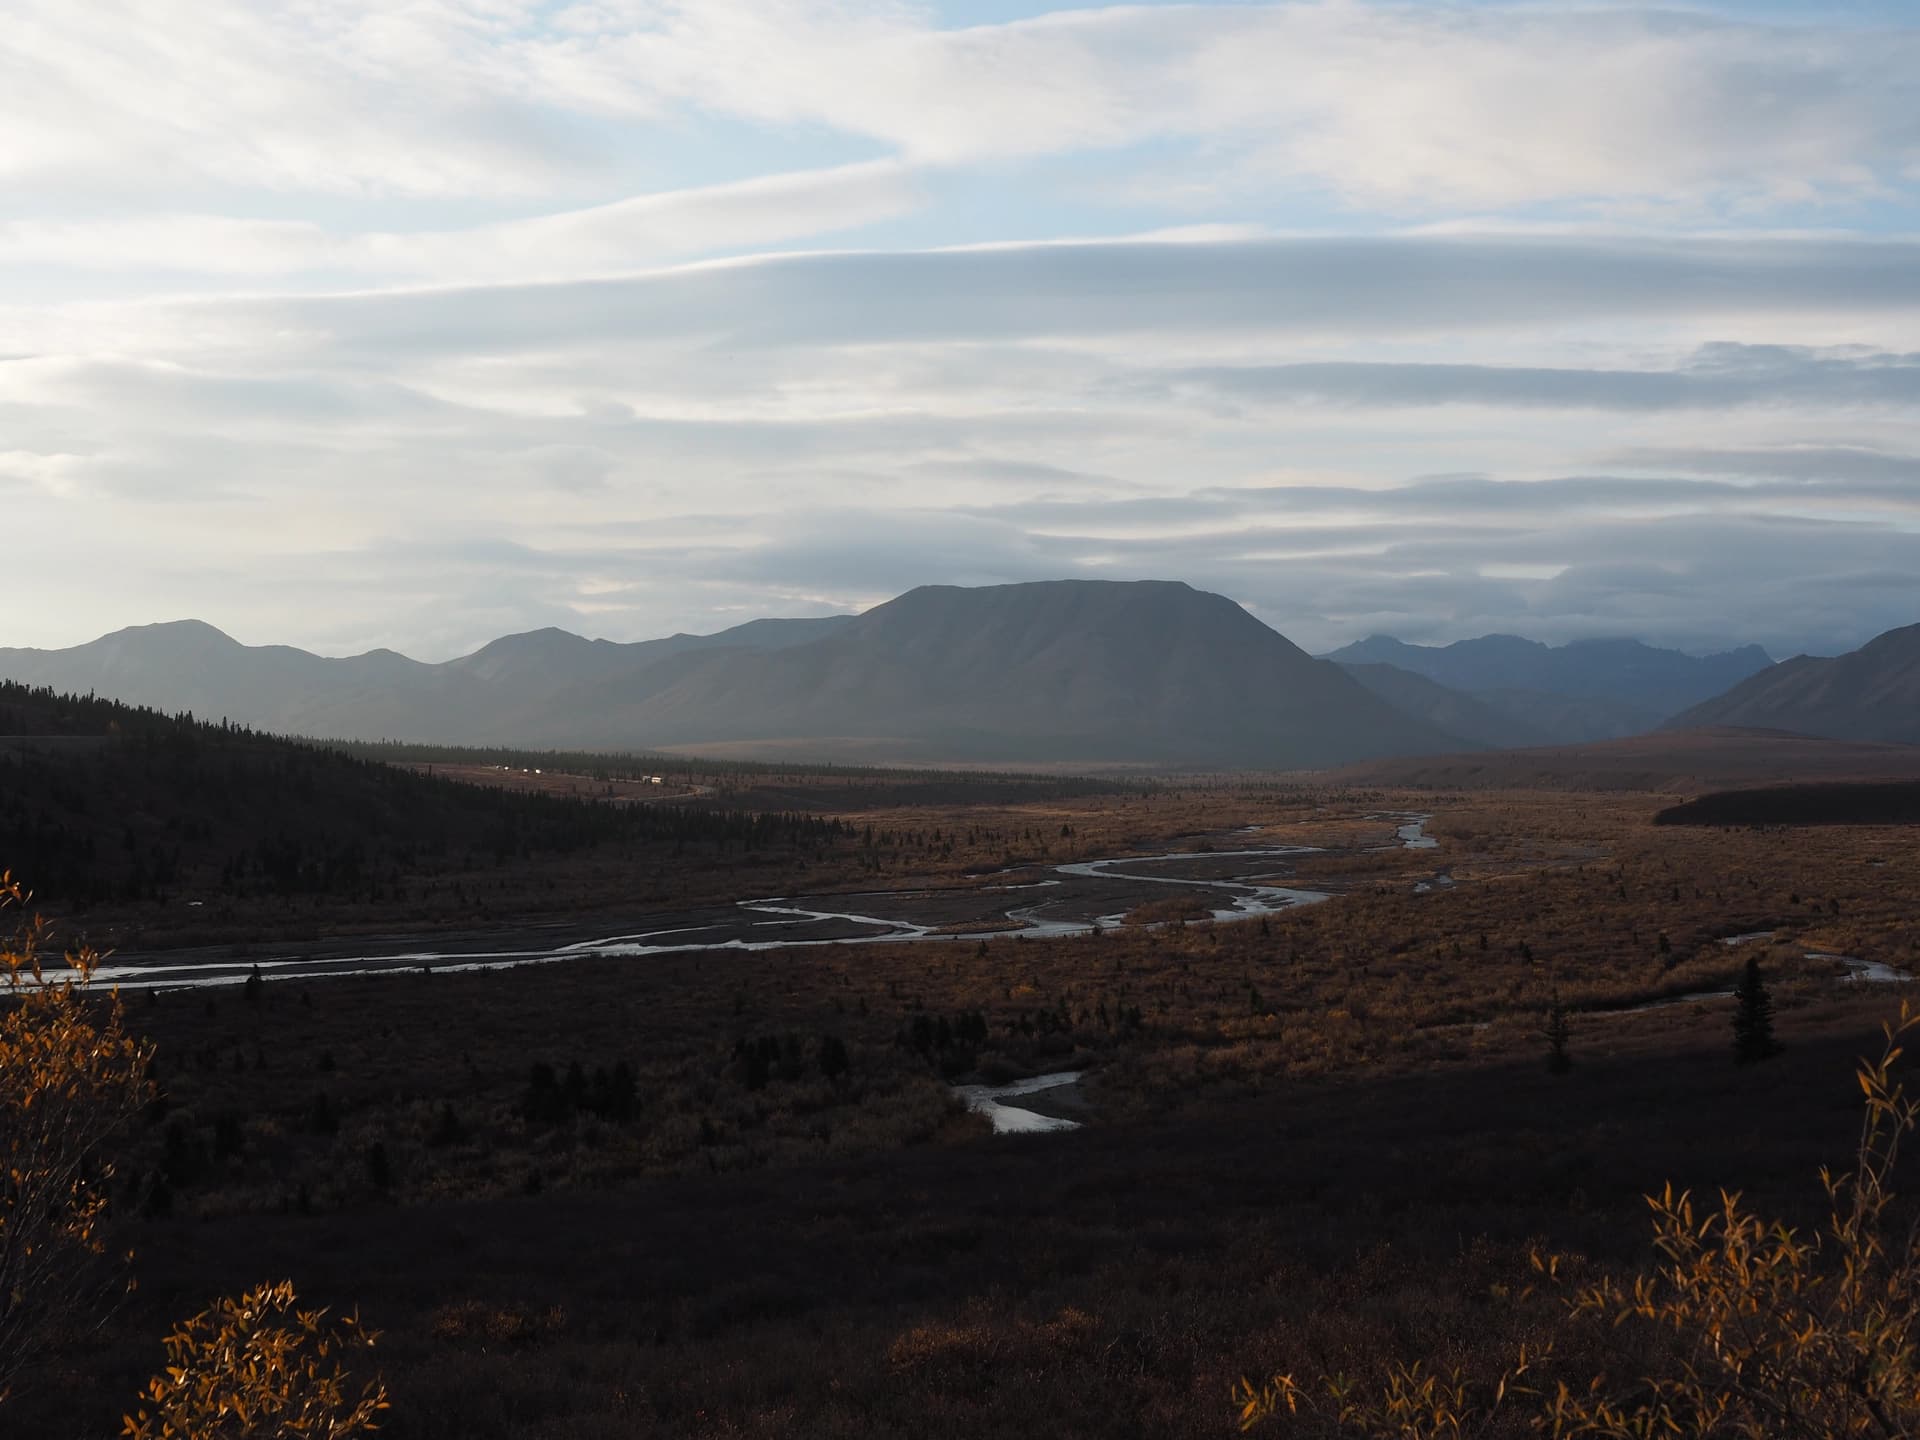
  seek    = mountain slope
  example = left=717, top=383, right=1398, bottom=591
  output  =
left=0, top=620, right=466, bottom=733
left=547, top=580, right=1463, bottom=765
left=1665, top=623, right=1920, bottom=743
left=0, top=681, right=845, bottom=914
left=1324, top=631, right=1774, bottom=739
left=2, top=583, right=1460, bottom=766
left=1465, top=687, right=1671, bottom=746
left=1336, top=663, right=1553, bottom=750
left=0, top=614, right=854, bottom=747
left=1325, top=633, right=1772, bottom=719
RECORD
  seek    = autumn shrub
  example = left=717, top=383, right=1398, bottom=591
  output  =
left=122, top=1281, right=389, bottom=1439
left=2, top=871, right=388, bottom=1435
left=0, top=870, right=151, bottom=1403
left=1239, top=1003, right=1920, bottom=1438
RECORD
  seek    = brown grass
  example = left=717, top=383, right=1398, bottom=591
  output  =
left=16, top=781, right=1920, bottom=1438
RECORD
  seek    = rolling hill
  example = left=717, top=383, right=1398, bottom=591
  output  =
left=0, top=682, right=845, bottom=912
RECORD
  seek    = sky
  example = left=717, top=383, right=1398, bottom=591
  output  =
left=6, top=0, right=1920, bottom=661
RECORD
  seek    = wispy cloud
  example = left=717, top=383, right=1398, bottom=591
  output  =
left=0, top=162, right=921, bottom=285
left=5, top=3, right=1919, bottom=659
left=1154, top=345, right=1920, bottom=413
left=12, top=3, right=1920, bottom=211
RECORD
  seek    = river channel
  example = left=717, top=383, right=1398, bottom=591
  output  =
left=76, top=816, right=1438, bottom=992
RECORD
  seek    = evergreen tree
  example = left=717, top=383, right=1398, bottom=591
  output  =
left=1545, top=991, right=1572, bottom=1075
left=1733, top=956, right=1782, bottom=1064
left=429, top=1102, right=464, bottom=1147
left=818, top=1034, right=850, bottom=1085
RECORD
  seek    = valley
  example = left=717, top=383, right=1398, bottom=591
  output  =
left=18, top=20, right=1920, bottom=1435
left=7, top=584, right=1920, bottom=1440
left=74, top=809, right=1429, bottom=989
left=13, top=765, right=1919, bottom=1438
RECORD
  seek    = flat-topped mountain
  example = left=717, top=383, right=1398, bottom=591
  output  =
left=1, top=582, right=1456, bottom=767
left=54, top=584, right=1914, bottom=768
left=1326, top=632, right=1774, bottom=741
left=1664, top=622, right=1920, bottom=743
left=545, top=580, right=1458, bottom=765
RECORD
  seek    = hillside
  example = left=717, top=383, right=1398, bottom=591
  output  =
left=0, top=684, right=844, bottom=915
left=1325, top=632, right=1774, bottom=740
left=1664, top=622, right=1920, bottom=743
left=1, top=582, right=1461, bottom=768
left=1336, top=662, right=1553, bottom=750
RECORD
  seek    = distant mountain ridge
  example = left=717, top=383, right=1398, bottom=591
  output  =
left=546, top=580, right=1461, bottom=764
left=22, top=586, right=1892, bottom=767
left=0, top=582, right=1456, bottom=768
left=1335, top=663, right=1555, bottom=750
left=1324, top=632, right=1775, bottom=742
left=1664, top=622, right=1920, bottom=743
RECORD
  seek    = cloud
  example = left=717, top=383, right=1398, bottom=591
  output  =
left=1608, top=443, right=1920, bottom=484
left=3, top=0, right=599, bottom=197
left=40, top=235, right=1917, bottom=375
left=520, top=2, right=1920, bottom=211
left=0, top=162, right=921, bottom=285
left=10, top=3, right=1920, bottom=218
left=8, top=224, right=1920, bottom=660
left=9, top=1, right=1920, bottom=669
left=1153, top=345, right=1920, bottom=413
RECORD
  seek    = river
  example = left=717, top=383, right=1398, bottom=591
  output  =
left=75, top=821, right=1420, bottom=992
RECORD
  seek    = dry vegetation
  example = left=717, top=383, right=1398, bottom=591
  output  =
left=1, top=877, right=385, bottom=1438
left=10, top=777, right=1920, bottom=1438
left=67, top=788, right=1920, bottom=1214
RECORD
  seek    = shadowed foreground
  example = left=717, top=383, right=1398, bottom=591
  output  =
left=29, top=1008, right=1894, bottom=1439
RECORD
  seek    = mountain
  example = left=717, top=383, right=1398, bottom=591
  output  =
left=1336, top=663, right=1553, bottom=750
left=0, top=583, right=1459, bottom=768
left=0, top=614, right=855, bottom=749
left=0, top=619, right=457, bottom=734
left=1664, top=623, right=1920, bottom=743
left=540, top=580, right=1463, bottom=765
left=1455, top=687, right=1675, bottom=746
left=1325, top=633, right=1775, bottom=740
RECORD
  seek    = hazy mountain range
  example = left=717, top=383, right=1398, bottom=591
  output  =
left=2, top=579, right=1913, bottom=766
left=1323, top=633, right=1774, bottom=743
left=1665, top=623, right=1920, bottom=743
left=0, top=581, right=1444, bottom=766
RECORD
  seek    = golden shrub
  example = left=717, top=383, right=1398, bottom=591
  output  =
left=0, top=870, right=152, bottom=1403
left=3, top=871, right=387, bottom=1437
left=122, top=1281, right=388, bottom=1439
left=1240, top=1004, right=1920, bottom=1439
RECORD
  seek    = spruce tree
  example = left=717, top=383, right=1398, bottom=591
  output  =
left=1545, top=991, right=1572, bottom=1074
left=1732, top=956, right=1781, bottom=1064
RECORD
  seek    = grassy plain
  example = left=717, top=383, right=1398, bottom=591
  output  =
left=15, top=775, right=1920, bottom=1437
